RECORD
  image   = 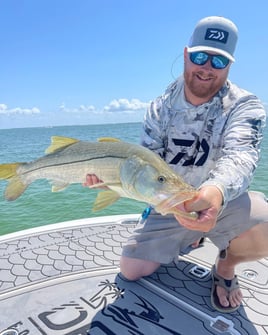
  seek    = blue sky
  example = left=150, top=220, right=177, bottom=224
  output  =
left=0, top=0, right=267, bottom=129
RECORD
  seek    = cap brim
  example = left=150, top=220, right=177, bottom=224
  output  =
left=187, top=46, right=235, bottom=62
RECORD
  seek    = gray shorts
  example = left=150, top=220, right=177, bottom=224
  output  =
left=122, top=191, right=268, bottom=264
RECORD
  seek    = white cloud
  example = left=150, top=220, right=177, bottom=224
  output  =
left=59, top=103, right=97, bottom=113
left=103, top=98, right=149, bottom=112
left=58, top=98, right=149, bottom=115
left=78, top=104, right=96, bottom=112
left=0, top=98, right=148, bottom=129
left=0, top=104, right=8, bottom=111
left=0, top=103, right=40, bottom=115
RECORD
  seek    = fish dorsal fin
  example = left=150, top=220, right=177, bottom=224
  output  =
left=45, top=136, right=79, bottom=154
left=97, top=137, right=121, bottom=142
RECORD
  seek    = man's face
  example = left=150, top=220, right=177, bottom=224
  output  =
left=183, top=48, right=230, bottom=105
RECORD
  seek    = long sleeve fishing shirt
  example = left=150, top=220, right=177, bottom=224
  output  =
left=141, top=76, right=266, bottom=206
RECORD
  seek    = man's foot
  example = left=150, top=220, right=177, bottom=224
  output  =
left=211, top=265, right=242, bottom=313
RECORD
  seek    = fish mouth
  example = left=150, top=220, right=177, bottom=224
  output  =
left=155, top=191, right=198, bottom=220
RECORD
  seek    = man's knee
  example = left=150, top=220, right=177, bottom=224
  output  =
left=229, top=221, right=268, bottom=259
left=120, top=255, right=160, bottom=281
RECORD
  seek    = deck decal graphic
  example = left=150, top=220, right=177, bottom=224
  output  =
left=0, top=216, right=267, bottom=334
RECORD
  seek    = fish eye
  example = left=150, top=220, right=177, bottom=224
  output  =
left=158, top=175, right=166, bottom=183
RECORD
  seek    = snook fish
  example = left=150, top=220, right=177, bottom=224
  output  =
left=0, top=136, right=198, bottom=218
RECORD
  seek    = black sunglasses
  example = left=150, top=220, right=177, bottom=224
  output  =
left=189, top=51, right=230, bottom=69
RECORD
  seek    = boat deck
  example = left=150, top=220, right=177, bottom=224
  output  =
left=0, top=214, right=267, bottom=334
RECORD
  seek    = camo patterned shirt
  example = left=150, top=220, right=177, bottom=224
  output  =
left=141, top=76, right=266, bottom=205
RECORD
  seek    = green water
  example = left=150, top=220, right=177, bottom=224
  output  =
left=0, top=122, right=267, bottom=235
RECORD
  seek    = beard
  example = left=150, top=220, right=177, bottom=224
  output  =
left=184, top=69, right=226, bottom=100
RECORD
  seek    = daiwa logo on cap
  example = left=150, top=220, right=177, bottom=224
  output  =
left=205, top=28, right=229, bottom=44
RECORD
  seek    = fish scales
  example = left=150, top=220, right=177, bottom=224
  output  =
left=0, top=136, right=198, bottom=219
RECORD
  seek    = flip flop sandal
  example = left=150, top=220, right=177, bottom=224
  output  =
left=211, top=265, right=241, bottom=313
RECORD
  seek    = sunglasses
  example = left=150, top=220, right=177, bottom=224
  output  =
left=189, top=51, right=230, bottom=69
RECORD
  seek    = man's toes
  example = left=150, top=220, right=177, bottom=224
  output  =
left=217, top=287, right=230, bottom=307
left=219, top=296, right=230, bottom=307
left=229, top=290, right=243, bottom=307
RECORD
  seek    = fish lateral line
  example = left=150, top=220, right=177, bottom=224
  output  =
left=17, top=155, right=128, bottom=175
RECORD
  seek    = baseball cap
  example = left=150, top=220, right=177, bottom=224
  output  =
left=187, top=16, right=238, bottom=62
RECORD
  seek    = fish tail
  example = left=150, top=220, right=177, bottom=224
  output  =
left=0, top=163, right=28, bottom=201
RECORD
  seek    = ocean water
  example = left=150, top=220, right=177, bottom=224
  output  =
left=0, top=122, right=267, bottom=236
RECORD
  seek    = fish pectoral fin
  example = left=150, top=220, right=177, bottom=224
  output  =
left=97, top=137, right=121, bottom=142
left=51, top=182, right=69, bottom=192
left=92, top=190, right=120, bottom=211
left=45, top=136, right=79, bottom=154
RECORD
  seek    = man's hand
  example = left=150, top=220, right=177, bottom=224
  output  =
left=175, top=185, right=223, bottom=232
left=83, top=174, right=108, bottom=189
